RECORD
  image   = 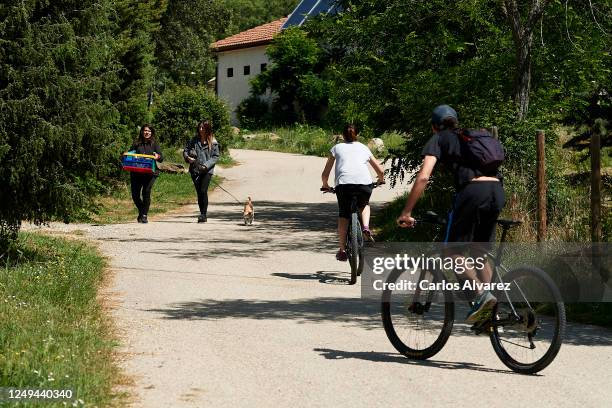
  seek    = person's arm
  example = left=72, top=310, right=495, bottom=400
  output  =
left=183, top=139, right=195, bottom=163
left=397, top=155, right=437, bottom=228
left=153, top=143, right=163, bottom=162
left=321, top=155, right=335, bottom=189
left=203, top=143, right=220, bottom=169
left=368, top=156, right=385, bottom=183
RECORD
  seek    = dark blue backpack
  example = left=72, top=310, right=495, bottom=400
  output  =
left=457, top=129, right=505, bottom=173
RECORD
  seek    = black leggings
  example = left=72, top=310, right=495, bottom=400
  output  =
left=192, top=173, right=213, bottom=216
left=130, top=173, right=157, bottom=216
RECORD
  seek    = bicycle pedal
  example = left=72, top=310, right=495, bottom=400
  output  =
left=470, top=320, right=492, bottom=336
left=407, top=301, right=425, bottom=315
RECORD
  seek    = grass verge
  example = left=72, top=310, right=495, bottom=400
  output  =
left=229, top=125, right=406, bottom=159
left=79, top=173, right=222, bottom=224
left=0, top=233, right=121, bottom=407
left=230, top=125, right=334, bottom=157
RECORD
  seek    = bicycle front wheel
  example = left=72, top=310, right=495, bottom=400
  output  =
left=382, top=267, right=454, bottom=360
left=490, top=266, right=566, bottom=374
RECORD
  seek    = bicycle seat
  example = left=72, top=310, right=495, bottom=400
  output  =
left=496, top=219, right=522, bottom=228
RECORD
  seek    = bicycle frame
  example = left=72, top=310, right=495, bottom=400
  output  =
left=410, top=213, right=527, bottom=325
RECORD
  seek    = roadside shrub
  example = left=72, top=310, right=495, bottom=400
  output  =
left=154, top=86, right=231, bottom=148
left=251, top=27, right=328, bottom=124
left=0, top=1, right=127, bottom=251
left=237, top=95, right=272, bottom=129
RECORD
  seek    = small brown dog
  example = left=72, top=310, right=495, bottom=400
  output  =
left=243, top=196, right=254, bottom=225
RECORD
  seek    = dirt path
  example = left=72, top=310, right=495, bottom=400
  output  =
left=36, top=149, right=611, bottom=407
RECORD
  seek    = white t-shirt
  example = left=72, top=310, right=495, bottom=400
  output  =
left=330, top=142, right=374, bottom=185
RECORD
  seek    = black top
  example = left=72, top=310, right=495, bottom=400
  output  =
left=421, top=129, right=500, bottom=189
left=130, top=140, right=164, bottom=175
left=130, top=141, right=164, bottom=162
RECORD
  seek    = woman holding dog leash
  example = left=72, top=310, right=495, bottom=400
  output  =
left=184, top=120, right=220, bottom=223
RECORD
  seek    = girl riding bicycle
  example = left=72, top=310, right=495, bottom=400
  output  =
left=321, top=124, right=385, bottom=261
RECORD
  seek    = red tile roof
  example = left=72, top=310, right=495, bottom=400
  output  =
left=211, top=18, right=287, bottom=52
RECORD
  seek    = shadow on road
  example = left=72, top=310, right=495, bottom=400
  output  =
left=271, top=271, right=350, bottom=285
left=147, top=297, right=382, bottom=330
left=146, top=296, right=612, bottom=345
left=313, top=348, right=521, bottom=375
left=102, top=201, right=345, bottom=259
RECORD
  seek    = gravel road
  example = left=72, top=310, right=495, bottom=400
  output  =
left=34, top=149, right=612, bottom=407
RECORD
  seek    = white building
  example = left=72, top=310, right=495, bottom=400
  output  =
left=210, top=18, right=286, bottom=125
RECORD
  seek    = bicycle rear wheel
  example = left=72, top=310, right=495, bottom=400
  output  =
left=346, top=212, right=361, bottom=285
left=382, top=267, right=454, bottom=360
left=490, top=266, right=565, bottom=374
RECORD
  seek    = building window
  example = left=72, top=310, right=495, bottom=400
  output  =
left=243, top=65, right=251, bottom=75
left=260, top=63, right=267, bottom=72
left=227, top=67, right=233, bottom=78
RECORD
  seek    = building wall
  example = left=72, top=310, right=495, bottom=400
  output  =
left=216, top=46, right=271, bottom=125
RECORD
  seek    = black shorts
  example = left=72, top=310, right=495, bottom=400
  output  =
left=335, top=184, right=373, bottom=219
left=447, top=181, right=505, bottom=243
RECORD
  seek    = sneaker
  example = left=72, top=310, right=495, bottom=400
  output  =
left=336, top=249, right=348, bottom=262
left=141, top=214, right=148, bottom=224
left=466, top=291, right=497, bottom=323
left=137, top=215, right=142, bottom=223
left=197, top=214, right=207, bottom=223
left=362, top=226, right=375, bottom=242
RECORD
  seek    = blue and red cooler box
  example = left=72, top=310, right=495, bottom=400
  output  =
left=121, top=152, right=157, bottom=174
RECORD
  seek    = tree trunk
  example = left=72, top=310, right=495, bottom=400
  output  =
left=502, top=0, right=550, bottom=121
left=515, top=34, right=533, bottom=121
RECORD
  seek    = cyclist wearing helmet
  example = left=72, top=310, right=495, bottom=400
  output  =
left=397, top=105, right=505, bottom=322
left=321, top=124, right=385, bottom=262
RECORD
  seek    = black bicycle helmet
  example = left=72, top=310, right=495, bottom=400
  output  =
left=431, top=105, right=458, bottom=126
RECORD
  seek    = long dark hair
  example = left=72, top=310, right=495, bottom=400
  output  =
left=342, top=124, right=358, bottom=143
left=136, top=124, right=156, bottom=144
left=196, top=120, right=214, bottom=151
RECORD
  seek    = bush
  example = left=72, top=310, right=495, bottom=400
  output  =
left=0, top=1, right=128, bottom=251
left=251, top=27, right=328, bottom=124
left=154, top=86, right=231, bottom=148
left=237, top=95, right=272, bottom=129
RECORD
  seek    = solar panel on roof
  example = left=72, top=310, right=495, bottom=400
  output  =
left=282, top=0, right=339, bottom=29
left=309, top=0, right=337, bottom=16
left=282, top=0, right=317, bottom=28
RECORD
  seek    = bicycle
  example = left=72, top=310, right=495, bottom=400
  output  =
left=322, top=181, right=384, bottom=285
left=381, top=211, right=566, bottom=374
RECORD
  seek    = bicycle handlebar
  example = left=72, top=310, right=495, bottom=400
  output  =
left=321, top=181, right=385, bottom=194
left=400, top=211, right=522, bottom=229
left=398, top=211, right=447, bottom=227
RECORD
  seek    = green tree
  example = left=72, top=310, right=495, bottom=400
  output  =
left=501, top=0, right=551, bottom=120
left=305, top=0, right=611, bottom=241
left=252, top=27, right=327, bottom=123
left=0, top=0, right=124, bottom=250
left=155, top=0, right=231, bottom=87
left=222, top=0, right=298, bottom=33
left=154, top=86, right=231, bottom=148
left=113, top=0, right=168, bottom=129
left=309, top=0, right=611, bottom=158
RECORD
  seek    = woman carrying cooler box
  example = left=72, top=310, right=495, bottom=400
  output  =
left=128, top=124, right=163, bottom=224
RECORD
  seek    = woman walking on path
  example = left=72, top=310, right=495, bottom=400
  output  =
left=129, top=124, right=164, bottom=224
left=184, top=120, right=220, bottom=223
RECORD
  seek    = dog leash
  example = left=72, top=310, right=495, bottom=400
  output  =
left=209, top=177, right=243, bottom=205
